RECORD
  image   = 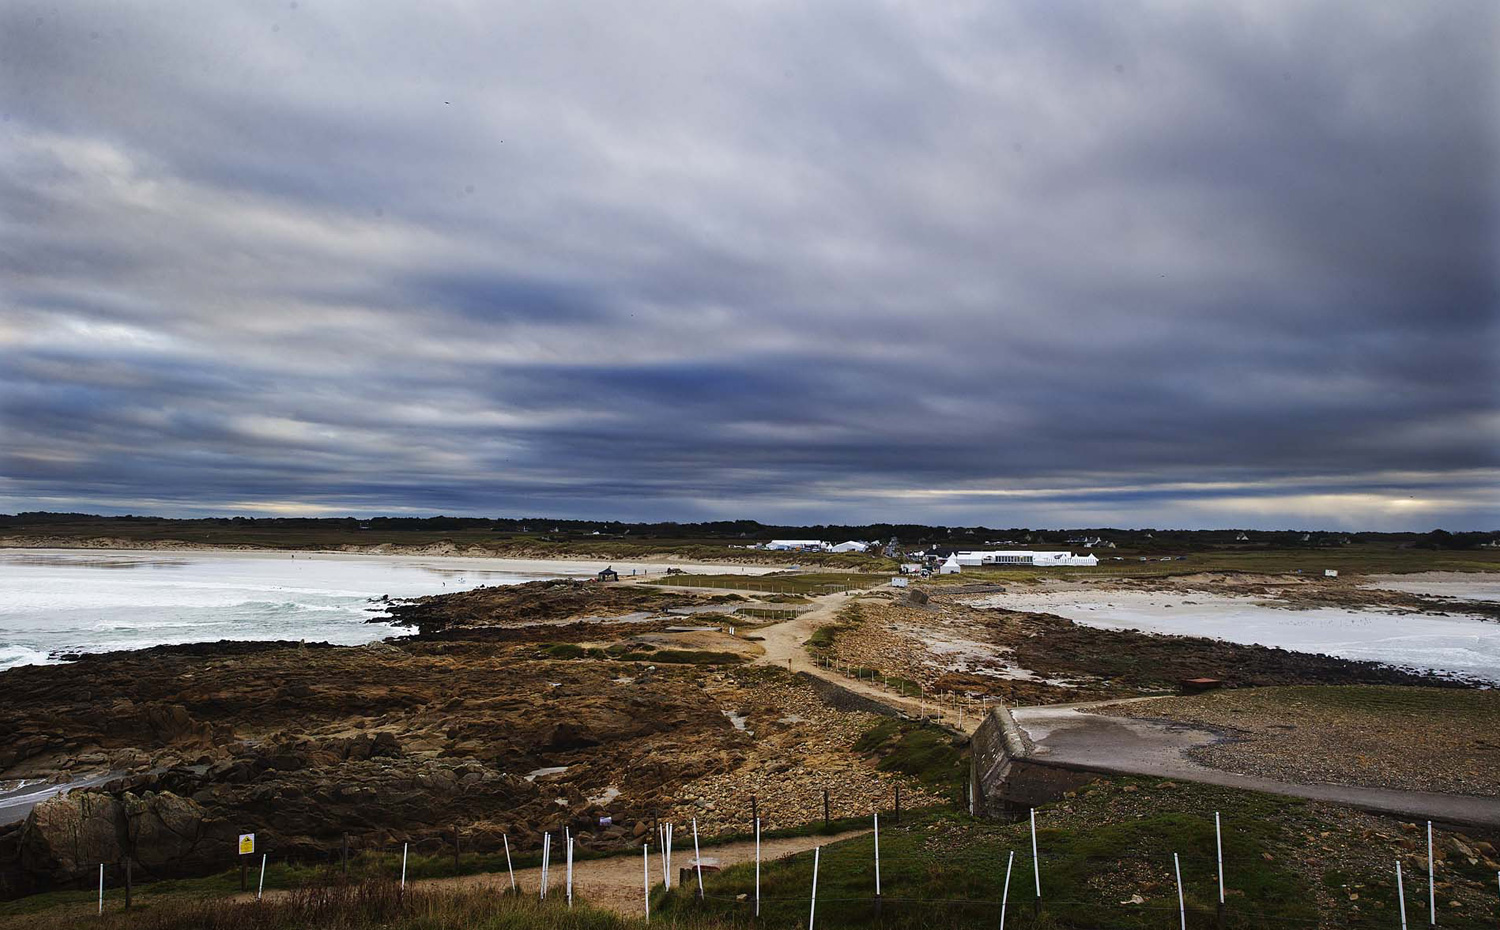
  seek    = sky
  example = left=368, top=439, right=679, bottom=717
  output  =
left=1, top=2, right=1497, bottom=531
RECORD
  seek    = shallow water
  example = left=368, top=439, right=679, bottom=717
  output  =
left=967, top=587, right=1500, bottom=682
left=0, top=549, right=578, bottom=669
left=1365, top=572, right=1500, bottom=603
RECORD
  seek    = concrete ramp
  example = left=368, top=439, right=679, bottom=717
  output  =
left=1011, top=703, right=1500, bottom=830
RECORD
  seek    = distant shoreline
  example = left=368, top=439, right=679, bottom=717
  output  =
left=0, top=538, right=788, bottom=576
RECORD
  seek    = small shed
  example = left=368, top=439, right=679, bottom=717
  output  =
left=597, top=567, right=619, bottom=582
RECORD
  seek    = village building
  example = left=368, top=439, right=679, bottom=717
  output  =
left=953, top=550, right=1099, bottom=567
left=829, top=540, right=870, bottom=553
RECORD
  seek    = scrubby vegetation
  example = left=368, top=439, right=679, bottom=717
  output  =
left=853, top=719, right=968, bottom=794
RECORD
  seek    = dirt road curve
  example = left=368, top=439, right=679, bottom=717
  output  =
left=752, top=589, right=978, bottom=731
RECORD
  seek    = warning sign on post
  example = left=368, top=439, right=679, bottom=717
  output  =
left=239, top=834, right=255, bottom=855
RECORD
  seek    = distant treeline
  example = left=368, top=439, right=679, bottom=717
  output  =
left=1, top=512, right=1493, bottom=550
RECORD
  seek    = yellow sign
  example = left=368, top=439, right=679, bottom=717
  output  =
left=238, top=834, right=255, bottom=855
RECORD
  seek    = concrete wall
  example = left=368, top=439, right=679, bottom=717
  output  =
left=971, top=705, right=1093, bottom=820
left=796, top=671, right=906, bottom=719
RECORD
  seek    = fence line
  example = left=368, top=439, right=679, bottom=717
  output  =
left=8, top=785, right=1498, bottom=928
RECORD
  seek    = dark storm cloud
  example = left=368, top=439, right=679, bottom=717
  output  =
left=1, top=1, right=1497, bottom=529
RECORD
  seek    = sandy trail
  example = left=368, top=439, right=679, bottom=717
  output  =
left=238, top=829, right=869, bottom=916
left=753, top=590, right=979, bottom=732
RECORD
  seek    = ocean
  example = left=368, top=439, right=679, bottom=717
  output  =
left=0, top=549, right=578, bottom=669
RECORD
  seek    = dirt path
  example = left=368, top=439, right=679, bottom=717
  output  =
left=752, top=590, right=979, bottom=732
left=239, top=829, right=869, bottom=916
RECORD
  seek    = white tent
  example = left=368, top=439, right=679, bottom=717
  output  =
left=829, top=540, right=869, bottom=553
left=939, top=555, right=961, bottom=574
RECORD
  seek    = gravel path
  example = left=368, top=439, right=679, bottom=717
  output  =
left=753, top=590, right=978, bottom=730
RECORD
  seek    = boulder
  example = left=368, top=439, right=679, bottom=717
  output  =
left=143, top=704, right=213, bottom=749
left=18, top=792, right=125, bottom=877
left=124, top=792, right=218, bottom=872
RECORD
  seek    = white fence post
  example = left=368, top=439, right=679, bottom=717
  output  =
left=809, top=846, right=821, bottom=930
left=1000, top=850, right=1014, bottom=930
left=400, top=842, right=408, bottom=891
left=546, top=834, right=558, bottom=900
left=1427, top=821, right=1436, bottom=925
left=755, top=817, right=762, bottom=918
left=1030, top=808, right=1041, bottom=903
left=566, top=836, right=574, bottom=907
left=692, top=817, right=704, bottom=898
left=1397, top=860, right=1409, bottom=930
left=504, top=834, right=515, bottom=892
left=1173, top=853, right=1185, bottom=930
left=257, top=853, right=266, bottom=901
left=1215, top=811, right=1225, bottom=906
left=873, top=812, right=881, bottom=899
left=643, top=843, right=651, bottom=922
left=98, top=863, right=103, bottom=915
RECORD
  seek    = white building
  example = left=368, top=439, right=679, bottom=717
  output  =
left=765, top=539, right=830, bottom=551
left=829, top=540, right=870, bottom=553
left=953, top=550, right=1098, bottom=567
left=939, top=555, right=962, bottom=574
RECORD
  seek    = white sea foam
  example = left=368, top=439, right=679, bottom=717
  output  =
left=0, top=549, right=584, bottom=669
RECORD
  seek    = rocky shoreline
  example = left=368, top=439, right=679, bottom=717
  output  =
left=0, top=582, right=934, bottom=900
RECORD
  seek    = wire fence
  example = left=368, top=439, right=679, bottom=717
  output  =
left=11, top=803, right=1497, bottom=929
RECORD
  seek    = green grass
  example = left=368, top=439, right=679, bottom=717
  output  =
left=914, top=546, right=1500, bottom=585
left=805, top=625, right=844, bottom=649
left=654, top=777, right=1498, bottom=929
left=2, top=882, right=713, bottom=930
left=853, top=719, right=968, bottom=794
left=805, top=602, right=866, bottom=651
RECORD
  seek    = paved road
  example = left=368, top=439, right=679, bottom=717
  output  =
left=1013, top=702, right=1500, bottom=829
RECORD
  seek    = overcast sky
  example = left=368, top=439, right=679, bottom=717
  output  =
left=2, top=2, right=1497, bottom=530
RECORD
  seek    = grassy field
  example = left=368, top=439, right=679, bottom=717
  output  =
left=657, top=776, right=1500, bottom=929
left=0, top=517, right=895, bottom=569
left=646, top=573, right=888, bottom=594
left=9, top=774, right=1499, bottom=929
left=0, top=883, right=685, bottom=930
left=915, top=545, right=1500, bottom=583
